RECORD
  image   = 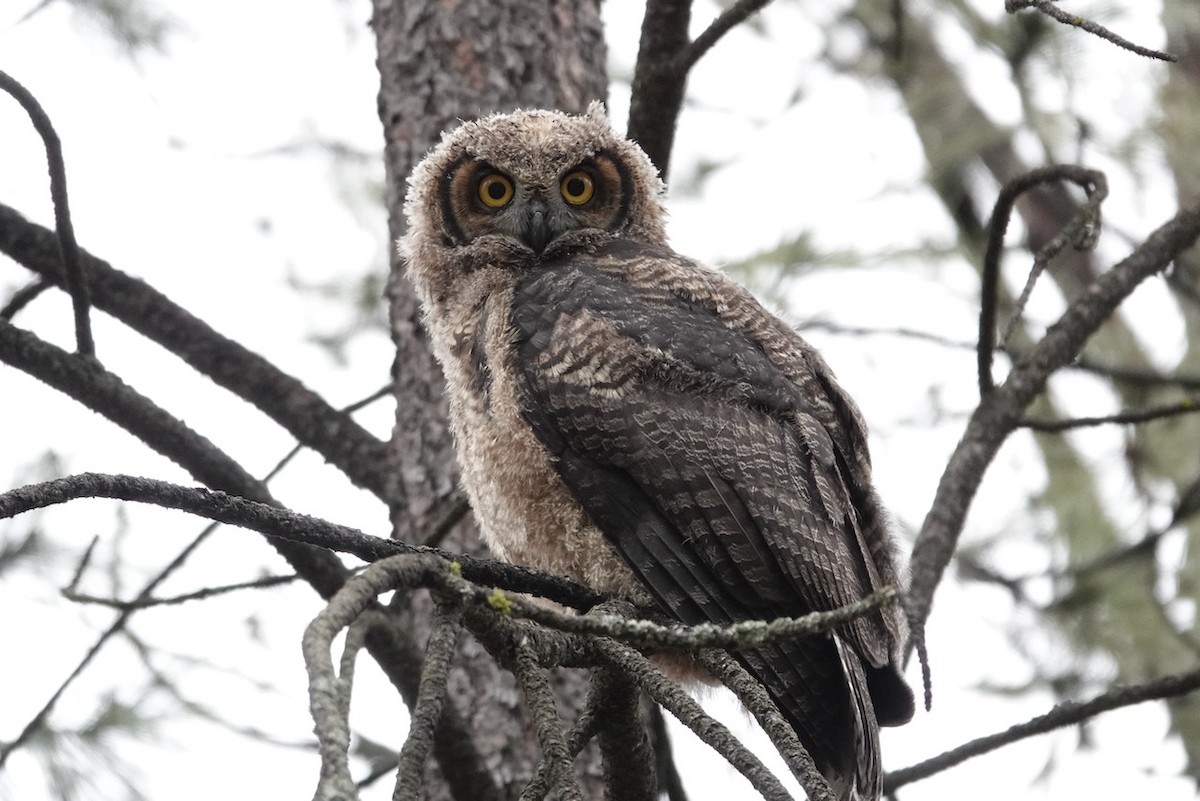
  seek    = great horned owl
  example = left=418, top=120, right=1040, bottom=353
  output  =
left=402, top=103, right=913, bottom=801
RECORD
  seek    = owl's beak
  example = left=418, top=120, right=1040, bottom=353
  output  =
left=522, top=201, right=554, bottom=254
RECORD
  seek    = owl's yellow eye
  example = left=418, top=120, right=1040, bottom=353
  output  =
left=560, top=170, right=595, bottom=206
left=478, top=174, right=514, bottom=208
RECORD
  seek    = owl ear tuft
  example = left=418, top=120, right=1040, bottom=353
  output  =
left=584, top=100, right=610, bottom=125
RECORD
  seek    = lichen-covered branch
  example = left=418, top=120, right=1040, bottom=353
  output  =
left=395, top=606, right=463, bottom=801
left=592, top=669, right=657, bottom=801
left=510, top=643, right=584, bottom=801
left=589, top=638, right=794, bottom=801
left=696, top=650, right=833, bottom=801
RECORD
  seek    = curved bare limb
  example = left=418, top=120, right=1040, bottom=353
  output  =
left=908, top=196, right=1200, bottom=663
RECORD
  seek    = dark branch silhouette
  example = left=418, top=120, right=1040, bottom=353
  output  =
left=0, top=472, right=603, bottom=610
left=0, top=204, right=401, bottom=507
left=884, top=665, right=1200, bottom=793
left=0, top=70, right=93, bottom=357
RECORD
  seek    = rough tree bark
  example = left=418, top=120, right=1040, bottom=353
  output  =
left=371, top=1, right=609, bottom=797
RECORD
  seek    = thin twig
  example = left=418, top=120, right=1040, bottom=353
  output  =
left=62, top=573, right=298, bottom=610
left=796, top=319, right=975, bottom=351
left=63, top=534, right=100, bottom=594
left=0, top=278, right=51, bottom=320
left=1004, top=0, right=1177, bottom=62
left=260, top=383, right=393, bottom=484
left=884, top=665, right=1200, bottom=792
left=1067, top=356, right=1200, bottom=390
left=0, top=523, right=217, bottom=768
left=1021, top=396, right=1200, bottom=432
left=0, top=71, right=93, bottom=357
left=421, top=492, right=471, bottom=548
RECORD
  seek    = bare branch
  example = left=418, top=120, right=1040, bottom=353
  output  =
left=679, top=0, right=774, bottom=71
left=1004, top=0, right=1177, bottom=62
left=0, top=472, right=603, bottom=611
left=0, top=70, right=93, bottom=357
left=0, top=321, right=273, bottom=499
left=305, top=575, right=392, bottom=800
left=297, top=551, right=865, bottom=801
left=998, top=172, right=1107, bottom=350
left=908, top=196, right=1200, bottom=656
left=497, top=585, right=899, bottom=653
left=628, top=0, right=778, bottom=178
left=647, top=702, right=690, bottom=801
left=884, top=665, right=1200, bottom=793
left=978, top=165, right=1107, bottom=397
left=522, top=677, right=605, bottom=801
left=0, top=204, right=401, bottom=507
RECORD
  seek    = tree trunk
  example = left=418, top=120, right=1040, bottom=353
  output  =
left=371, top=1, right=608, bottom=797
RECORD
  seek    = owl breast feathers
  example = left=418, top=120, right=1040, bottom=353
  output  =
left=402, top=103, right=913, bottom=801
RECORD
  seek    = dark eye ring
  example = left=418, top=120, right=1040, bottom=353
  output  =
left=478, top=173, right=514, bottom=208
left=560, top=170, right=595, bottom=206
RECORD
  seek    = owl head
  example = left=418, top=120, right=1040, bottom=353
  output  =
left=402, top=103, right=667, bottom=297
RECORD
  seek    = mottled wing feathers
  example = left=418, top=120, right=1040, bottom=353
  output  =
left=512, top=242, right=890, bottom=642
left=510, top=239, right=912, bottom=790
